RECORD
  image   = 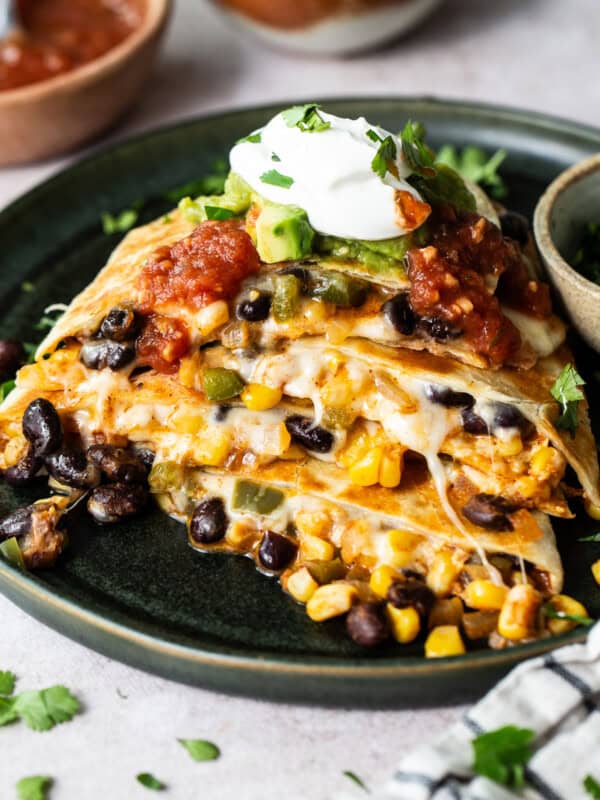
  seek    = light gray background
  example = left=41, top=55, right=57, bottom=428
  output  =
left=1, top=1, right=599, bottom=798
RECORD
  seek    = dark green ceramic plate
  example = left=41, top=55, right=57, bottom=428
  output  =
left=1, top=98, right=599, bottom=708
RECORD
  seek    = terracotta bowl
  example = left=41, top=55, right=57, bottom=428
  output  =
left=0, top=0, right=172, bottom=166
left=533, top=153, right=600, bottom=353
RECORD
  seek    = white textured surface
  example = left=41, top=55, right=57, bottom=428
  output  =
left=1, top=1, right=599, bottom=797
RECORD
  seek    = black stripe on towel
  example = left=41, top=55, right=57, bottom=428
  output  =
left=392, top=771, right=435, bottom=788
left=544, top=653, right=598, bottom=712
left=524, top=766, right=565, bottom=800
left=463, top=715, right=484, bottom=735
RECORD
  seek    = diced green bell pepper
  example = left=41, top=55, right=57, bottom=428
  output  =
left=271, top=274, right=302, bottom=322
left=308, top=270, right=369, bottom=307
left=305, top=558, right=346, bottom=584
left=232, top=480, right=285, bottom=515
left=203, top=368, right=245, bottom=401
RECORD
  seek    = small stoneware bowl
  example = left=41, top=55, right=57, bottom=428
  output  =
left=533, top=153, right=600, bottom=352
left=0, top=0, right=171, bottom=166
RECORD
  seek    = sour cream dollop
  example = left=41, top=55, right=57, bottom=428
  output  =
left=229, top=110, right=426, bottom=241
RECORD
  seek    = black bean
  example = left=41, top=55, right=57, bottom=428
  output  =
left=387, top=577, right=435, bottom=619
left=461, top=407, right=490, bottom=435
left=0, top=505, right=32, bottom=542
left=499, top=210, right=530, bottom=246
left=462, top=493, right=516, bottom=531
left=4, top=450, right=43, bottom=486
left=45, top=448, right=100, bottom=489
left=285, top=415, right=334, bottom=454
left=382, top=293, right=417, bottom=336
left=87, top=444, right=147, bottom=484
left=346, top=602, right=390, bottom=647
left=22, top=398, right=62, bottom=457
left=214, top=404, right=231, bottom=422
left=189, top=497, right=228, bottom=544
left=236, top=292, right=272, bottom=322
left=133, top=447, right=155, bottom=473
left=0, top=339, right=25, bottom=381
left=492, top=402, right=534, bottom=436
left=425, top=384, right=474, bottom=408
left=99, top=307, right=139, bottom=342
left=80, top=340, right=135, bottom=371
left=258, top=530, right=298, bottom=572
left=417, top=316, right=461, bottom=341
left=87, top=483, right=147, bottom=524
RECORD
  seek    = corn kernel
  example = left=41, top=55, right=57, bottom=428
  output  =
left=592, top=560, right=600, bottom=585
left=226, top=520, right=256, bottom=549
left=516, top=476, right=539, bottom=499
left=172, top=411, right=204, bottom=434
left=530, top=446, right=555, bottom=477
left=387, top=605, right=420, bottom=643
left=425, top=625, right=465, bottom=658
left=379, top=449, right=403, bottom=488
left=546, top=594, right=590, bottom=636
left=463, top=580, right=508, bottom=611
left=497, top=584, right=541, bottom=641
left=321, top=373, right=354, bottom=408
left=584, top=499, right=600, bottom=520
left=179, top=355, right=200, bottom=389
left=304, top=299, right=333, bottom=323
left=336, top=427, right=372, bottom=468
left=427, top=551, right=462, bottom=597
left=348, top=447, right=383, bottom=487
left=241, top=383, right=283, bottom=411
left=295, top=510, right=332, bottom=539
left=306, top=583, right=358, bottom=621
left=300, top=533, right=335, bottom=561
left=388, top=530, right=423, bottom=553
left=287, top=567, right=319, bottom=603
left=496, top=434, right=523, bottom=457
left=194, top=429, right=231, bottom=467
left=369, top=565, right=399, bottom=598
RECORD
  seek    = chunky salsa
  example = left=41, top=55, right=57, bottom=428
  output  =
left=0, top=0, right=140, bottom=92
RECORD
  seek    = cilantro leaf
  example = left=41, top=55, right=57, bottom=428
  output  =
left=0, top=670, right=16, bottom=695
left=0, top=379, right=15, bottom=400
left=343, top=771, right=370, bottom=792
left=271, top=153, right=281, bottom=162
left=579, top=533, right=600, bottom=542
left=260, top=169, right=294, bottom=189
left=472, top=725, right=534, bottom=788
left=21, top=281, right=35, bottom=293
left=550, top=363, right=585, bottom=437
left=137, top=773, right=166, bottom=791
left=165, top=161, right=228, bottom=202
left=400, top=120, right=436, bottom=178
left=409, top=164, right=476, bottom=213
left=437, top=145, right=507, bottom=199
left=281, top=104, right=330, bottom=133
left=584, top=775, right=600, bottom=799
left=0, top=696, right=18, bottom=726
left=16, top=775, right=52, bottom=800
left=101, top=209, right=138, bottom=235
left=178, top=738, right=220, bottom=762
left=371, top=135, right=398, bottom=180
left=204, top=206, right=236, bottom=221
left=543, top=603, right=594, bottom=627
left=13, top=685, right=80, bottom=731
left=237, top=131, right=262, bottom=144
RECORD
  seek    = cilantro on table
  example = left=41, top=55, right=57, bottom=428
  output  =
left=584, top=775, right=600, bottom=799
left=282, top=103, right=330, bottom=133
left=550, top=363, right=586, bottom=437
left=260, top=169, right=294, bottom=189
left=436, top=144, right=507, bottom=199
left=572, top=222, right=600, bottom=285
left=136, top=773, right=166, bottom=791
left=0, top=673, right=80, bottom=731
left=579, top=533, right=600, bottom=542
left=343, top=770, right=370, bottom=793
left=472, top=725, right=534, bottom=789
left=178, top=738, right=221, bottom=762
left=237, top=131, right=262, bottom=145
left=543, top=603, right=594, bottom=628
left=101, top=208, right=139, bottom=235
left=366, top=129, right=398, bottom=180
left=16, top=775, right=53, bottom=800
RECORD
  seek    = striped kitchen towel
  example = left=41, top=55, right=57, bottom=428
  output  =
left=363, top=623, right=600, bottom=800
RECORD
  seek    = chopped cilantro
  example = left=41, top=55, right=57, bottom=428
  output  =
left=237, top=131, right=262, bottom=144
left=16, top=775, right=52, bottom=800
left=573, top=222, right=600, bottom=285
left=136, top=773, right=166, bottom=791
left=343, top=771, right=369, bottom=792
left=21, top=281, right=35, bottom=293
left=0, top=670, right=16, bottom=695
left=204, top=205, right=236, bottom=221
left=584, top=775, right=600, bottom=799
left=281, top=103, right=330, bottom=133
left=0, top=379, right=15, bottom=400
left=400, top=120, right=436, bottom=178
left=370, top=134, right=398, bottom=180
left=543, top=603, right=594, bottom=627
left=579, top=532, right=600, bottom=542
left=178, top=738, right=220, bottom=762
left=0, top=683, right=80, bottom=731
left=271, top=153, right=281, bottom=162
left=260, top=169, right=294, bottom=189
left=550, top=363, right=586, bottom=437
left=101, top=208, right=138, bottom=235
left=472, top=725, right=534, bottom=788
left=436, top=145, right=507, bottom=199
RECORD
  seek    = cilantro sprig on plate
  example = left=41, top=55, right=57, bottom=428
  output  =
left=366, top=128, right=398, bottom=180
left=543, top=603, right=594, bottom=628
left=437, top=144, right=507, bottom=199
left=260, top=169, right=294, bottom=189
left=550, top=363, right=586, bottom=437
left=282, top=103, right=330, bottom=133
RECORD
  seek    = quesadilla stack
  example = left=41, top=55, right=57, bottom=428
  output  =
left=1, top=107, right=597, bottom=653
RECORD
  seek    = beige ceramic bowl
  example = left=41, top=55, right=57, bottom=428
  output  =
left=533, top=153, right=600, bottom=352
left=0, top=0, right=171, bottom=166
